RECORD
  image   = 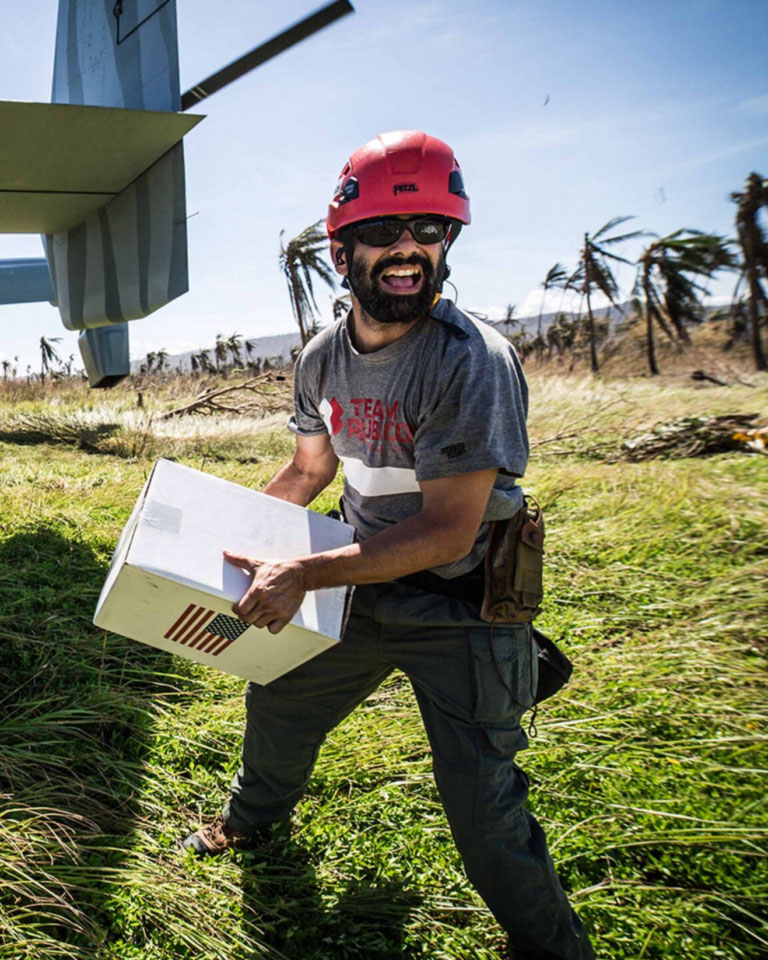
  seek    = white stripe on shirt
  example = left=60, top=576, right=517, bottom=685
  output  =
left=340, top=456, right=421, bottom=497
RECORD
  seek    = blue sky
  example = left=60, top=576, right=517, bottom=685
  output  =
left=1, top=0, right=766, bottom=371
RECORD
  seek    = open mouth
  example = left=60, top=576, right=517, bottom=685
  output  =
left=379, top=266, right=423, bottom=292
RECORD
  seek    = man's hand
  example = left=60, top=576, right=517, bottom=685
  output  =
left=224, top=551, right=306, bottom=635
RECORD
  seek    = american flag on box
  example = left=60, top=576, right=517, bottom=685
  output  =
left=164, top=603, right=249, bottom=657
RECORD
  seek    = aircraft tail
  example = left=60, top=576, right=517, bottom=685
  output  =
left=50, top=0, right=190, bottom=386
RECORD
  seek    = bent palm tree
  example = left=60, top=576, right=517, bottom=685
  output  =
left=155, top=348, right=169, bottom=373
left=536, top=264, right=568, bottom=362
left=195, top=349, right=214, bottom=374
left=636, top=231, right=737, bottom=375
left=279, top=220, right=336, bottom=347
left=226, top=332, right=244, bottom=369
left=573, top=217, right=644, bottom=373
left=501, top=303, right=518, bottom=335
left=39, top=336, right=62, bottom=384
left=214, top=333, right=228, bottom=374
left=731, top=172, right=768, bottom=370
left=244, top=339, right=264, bottom=374
left=547, top=312, right=579, bottom=358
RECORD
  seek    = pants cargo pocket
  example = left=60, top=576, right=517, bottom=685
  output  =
left=472, top=724, right=531, bottom=836
left=468, top=624, right=536, bottom=726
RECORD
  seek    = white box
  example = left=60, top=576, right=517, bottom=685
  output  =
left=94, top=459, right=355, bottom=683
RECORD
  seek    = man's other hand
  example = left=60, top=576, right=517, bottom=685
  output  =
left=223, top=551, right=306, bottom=635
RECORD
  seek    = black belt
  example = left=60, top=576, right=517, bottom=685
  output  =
left=396, top=558, right=485, bottom=604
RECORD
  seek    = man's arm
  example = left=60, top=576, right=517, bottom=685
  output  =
left=261, top=432, right=339, bottom=506
left=224, top=467, right=498, bottom=633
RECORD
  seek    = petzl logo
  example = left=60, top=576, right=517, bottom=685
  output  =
left=393, top=183, right=419, bottom=195
left=319, top=397, right=345, bottom=436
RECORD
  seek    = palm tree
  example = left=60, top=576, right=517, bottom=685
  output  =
left=199, top=348, right=215, bottom=374
left=500, top=303, right=518, bottom=335
left=240, top=339, right=260, bottom=374
left=226, top=332, right=244, bottom=370
left=145, top=351, right=157, bottom=374
left=546, top=312, right=579, bottom=359
left=1, top=359, right=10, bottom=381
left=636, top=231, right=737, bottom=375
left=508, top=328, right=534, bottom=363
left=731, top=172, right=768, bottom=370
left=214, top=333, right=228, bottom=374
left=39, top=336, right=62, bottom=384
left=572, top=217, right=644, bottom=373
left=155, top=348, right=169, bottom=372
left=189, top=349, right=209, bottom=376
left=279, top=220, right=336, bottom=347
left=536, top=264, right=568, bottom=362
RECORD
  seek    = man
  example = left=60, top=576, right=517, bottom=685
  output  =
left=184, top=131, right=594, bottom=960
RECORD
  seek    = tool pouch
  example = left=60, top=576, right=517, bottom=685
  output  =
left=532, top=627, right=573, bottom=703
left=480, top=494, right=544, bottom=623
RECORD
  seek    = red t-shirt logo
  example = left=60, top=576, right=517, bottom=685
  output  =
left=329, top=397, right=344, bottom=436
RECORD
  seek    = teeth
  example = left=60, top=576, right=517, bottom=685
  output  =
left=384, top=268, right=419, bottom=277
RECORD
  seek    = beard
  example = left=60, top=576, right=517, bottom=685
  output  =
left=347, top=250, right=444, bottom=325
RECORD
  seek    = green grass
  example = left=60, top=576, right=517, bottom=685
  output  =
left=0, top=372, right=766, bottom=959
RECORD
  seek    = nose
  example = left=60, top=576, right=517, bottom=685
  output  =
left=387, top=226, right=421, bottom=253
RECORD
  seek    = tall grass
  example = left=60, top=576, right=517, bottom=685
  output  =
left=0, top=372, right=766, bottom=959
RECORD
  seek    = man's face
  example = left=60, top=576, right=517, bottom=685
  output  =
left=333, top=216, right=447, bottom=325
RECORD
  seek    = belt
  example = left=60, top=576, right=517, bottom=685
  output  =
left=396, top=558, right=485, bottom=604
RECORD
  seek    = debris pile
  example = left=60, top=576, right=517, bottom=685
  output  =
left=0, top=411, right=120, bottom=452
left=160, top=373, right=292, bottom=420
left=619, top=414, right=766, bottom=461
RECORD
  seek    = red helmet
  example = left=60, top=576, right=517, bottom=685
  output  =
left=326, top=130, right=471, bottom=237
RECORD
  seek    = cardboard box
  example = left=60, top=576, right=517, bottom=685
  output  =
left=94, top=459, right=355, bottom=683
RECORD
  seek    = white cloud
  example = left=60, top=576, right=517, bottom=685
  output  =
left=480, top=287, right=609, bottom=323
left=663, top=135, right=768, bottom=173
left=518, top=287, right=609, bottom=317
left=735, top=94, right=768, bottom=115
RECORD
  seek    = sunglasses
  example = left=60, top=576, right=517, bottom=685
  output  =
left=348, top=217, right=451, bottom=247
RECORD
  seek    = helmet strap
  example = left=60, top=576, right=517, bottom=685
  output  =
left=438, top=220, right=462, bottom=288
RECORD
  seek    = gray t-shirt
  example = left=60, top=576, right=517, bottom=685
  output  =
left=289, top=297, right=529, bottom=578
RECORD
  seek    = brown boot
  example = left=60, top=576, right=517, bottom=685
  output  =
left=182, top=815, right=270, bottom=856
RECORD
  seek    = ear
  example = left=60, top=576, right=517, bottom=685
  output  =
left=330, top=239, right=348, bottom=277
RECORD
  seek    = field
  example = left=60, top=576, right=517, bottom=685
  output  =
left=0, top=361, right=766, bottom=960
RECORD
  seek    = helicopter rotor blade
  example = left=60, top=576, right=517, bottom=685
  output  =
left=181, top=0, right=354, bottom=111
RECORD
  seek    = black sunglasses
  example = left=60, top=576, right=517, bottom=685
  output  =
left=348, top=217, right=451, bottom=247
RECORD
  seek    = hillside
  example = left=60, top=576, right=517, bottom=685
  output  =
left=128, top=301, right=749, bottom=382
left=130, top=331, right=302, bottom=374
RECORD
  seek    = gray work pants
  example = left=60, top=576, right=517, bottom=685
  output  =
left=225, top=582, right=594, bottom=960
